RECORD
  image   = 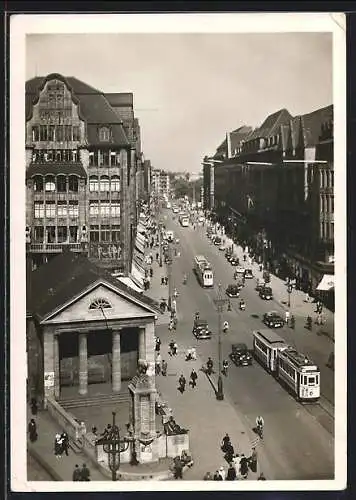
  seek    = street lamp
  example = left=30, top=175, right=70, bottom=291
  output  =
left=213, top=283, right=229, bottom=401
left=287, top=284, right=293, bottom=308
left=158, top=224, right=163, bottom=267
left=102, top=412, right=130, bottom=481
left=166, top=243, right=173, bottom=311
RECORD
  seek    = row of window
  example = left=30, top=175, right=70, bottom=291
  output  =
left=319, top=169, right=334, bottom=189
left=278, top=358, right=296, bottom=379
left=89, top=226, right=120, bottom=242
left=89, top=177, right=120, bottom=192
left=89, top=202, right=120, bottom=217
left=32, top=125, right=81, bottom=143
left=34, top=201, right=79, bottom=218
left=32, top=150, right=79, bottom=163
left=320, top=194, right=334, bottom=213
left=254, top=338, right=268, bottom=354
left=88, top=150, right=120, bottom=167
left=32, top=226, right=78, bottom=243
left=33, top=176, right=79, bottom=192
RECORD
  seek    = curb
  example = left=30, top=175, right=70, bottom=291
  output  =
left=28, top=444, right=62, bottom=481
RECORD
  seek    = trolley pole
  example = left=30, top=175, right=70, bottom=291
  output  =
left=213, top=283, right=229, bottom=401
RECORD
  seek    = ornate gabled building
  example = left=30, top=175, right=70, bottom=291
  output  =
left=25, top=74, right=146, bottom=275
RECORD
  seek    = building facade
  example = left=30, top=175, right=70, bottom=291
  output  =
left=26, top=74, right=148, bottom=275
left=203, top=105, right=334, bottom=297
left=151, top=169, right=170, bottom=198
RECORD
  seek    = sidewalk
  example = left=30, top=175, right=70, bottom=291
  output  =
left=222, top=233, right=334, bottom=341
left=154, top=333, right=274, bottom=480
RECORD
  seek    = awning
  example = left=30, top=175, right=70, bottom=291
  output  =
left=130, top=262, right=145, bottom=288
left=117, top=276, right=143, bottom=294
left=133, top=248, right=145, bottom=268
left=316, top=274, right=335, bottom=291
left=135, top=238, right=145, bottom=254
left=137, top=232, right=147, bottom=246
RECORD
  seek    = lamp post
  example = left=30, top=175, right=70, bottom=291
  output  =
left=213, top=283, right=229, bottom=401
left=287, top=283, right=293, bottom=308
left=102, top=412, right=130, bottom=481
left=166, top=243, right=173, bottom=311
left=158, top=224, right=163, bottom=268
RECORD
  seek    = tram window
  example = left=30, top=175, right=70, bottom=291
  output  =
left=308, top=376, right=315, bottom=385
left=316, top=375, right=319, bottom=385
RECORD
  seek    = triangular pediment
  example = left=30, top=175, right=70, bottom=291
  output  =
left=41, top=281, right=156, bottom=325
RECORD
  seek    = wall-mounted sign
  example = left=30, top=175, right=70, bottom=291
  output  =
left=44, top=371, right=55, bottom=387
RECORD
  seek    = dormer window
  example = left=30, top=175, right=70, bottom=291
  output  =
left=99, top=127, right=111, bottom=142
left=89, top=297, right=112, bottom=310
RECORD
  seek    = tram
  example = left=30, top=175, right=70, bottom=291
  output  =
left=252, top=330, right=320, bottom=402
left=193, top=255, right=214, bottom=287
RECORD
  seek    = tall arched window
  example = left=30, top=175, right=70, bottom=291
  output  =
left=111, top=176, right=120, bottom=191
left=89, top=176, right=99, bottom=192
left=33, top=176, right=43, bottom=192
left=100, top=176, right=110, bottom=192
left=45, top=175, right=56, bottom=192
left=68, top=175, right=78, bottom=192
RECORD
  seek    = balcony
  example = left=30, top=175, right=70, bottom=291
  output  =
left=29, top=242, right=85, bottom=253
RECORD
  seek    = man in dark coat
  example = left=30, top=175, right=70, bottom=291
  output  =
left=61, top=432, right=69, bottom=456
left=226, top=463, right=237, bottom=481
left=189, top=369, right=198, bottom=388
left=72, top=464, right=81, bottom=481
left=213, top=470, right=223, bottom=481
left=161, top=359, right=168, bottom=376
left=249, top=447, right=258, bottom=473
left=240, top=454, right=249, bottom=478
left=80, top=463, right=91, bottom=481
left=178, top=374, right=186, bottom=394
left=221, top=433, right=231, bottom=453
left=224, top=442, right=235, bottom=464
left=28, top=419, right=38, bottom=442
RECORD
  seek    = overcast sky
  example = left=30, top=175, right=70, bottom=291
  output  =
left=26, top=33, right=332, bottom=173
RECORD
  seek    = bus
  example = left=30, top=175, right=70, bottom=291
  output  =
left=276, top=347, right=320, bottom=402
left=252, top=329, right=287, bottom=373
left=194, top=255, right=214, bottom=287
left=179, top=214, right=189, bottom=227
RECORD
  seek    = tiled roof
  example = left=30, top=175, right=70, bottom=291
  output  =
left=26, top=74, right=130, bottom=147
left=105, top=93, right=133, bottom=107
left=27, top=251, right=161, bottom=321
left=300, top=105, right=333, bottom=148
left=215, top=126, right=253, bottom=155
left=26, top=162, right=87, bottom=178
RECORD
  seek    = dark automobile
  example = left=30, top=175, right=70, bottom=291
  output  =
left=213, top=236, right=222, bottom=246
left=259, top=286, right=273, bottom=300
left=230, top=258, right=240, bottom=266
left=230, top=343, right=253, bottom=366
left=244, top=268, right=254, bottom=279
left=263, top=311, right=284, bottom=328
left=192, top=319, right=212, bottom=339
left=225, top=250, right=233, bottom=260
left=226, top=284, right=240, bottom=298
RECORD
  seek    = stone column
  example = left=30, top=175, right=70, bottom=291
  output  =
left=43, top=330, right=55, bottom=406
left=54, top=334, right=60, bottom=399
left=112, top=330, right=121, bottom=393
left=138, top=327, right=146, bottom=360
left=78, top=333, right=88, bottom=395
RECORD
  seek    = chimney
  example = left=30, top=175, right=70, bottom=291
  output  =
left=226, top=132, right=232, bottom=159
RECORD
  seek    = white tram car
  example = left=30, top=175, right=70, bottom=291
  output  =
left=194, top=255, right=214, bottom=288
left=253, top=330, right=320, bottom=402
left=276, top=347, right=320, bottom=402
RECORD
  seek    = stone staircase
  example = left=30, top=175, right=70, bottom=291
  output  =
left=60, top=391, right=131, bottom=410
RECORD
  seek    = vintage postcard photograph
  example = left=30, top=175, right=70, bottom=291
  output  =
left=10, top=12, right=346, bottom=492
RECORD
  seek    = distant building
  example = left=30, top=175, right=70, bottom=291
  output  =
left=151, top=169, right=170, bottom=198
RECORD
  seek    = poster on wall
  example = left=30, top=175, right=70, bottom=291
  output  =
left=44, top=371, right=55, bottom=387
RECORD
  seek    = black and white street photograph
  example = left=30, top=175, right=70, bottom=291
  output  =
left=10, top=12, right=346, bottom=492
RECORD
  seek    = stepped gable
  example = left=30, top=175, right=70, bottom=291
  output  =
left=300, top=104, right=333, bottom=148
left=26, top=74, right=130, bottom=147
left=27, top=251, right=160, bottom=321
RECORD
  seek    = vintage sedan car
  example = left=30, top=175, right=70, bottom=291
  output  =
left=226, top=284, right=240, bottom=298
left=259, top=286, right=273, bottom=300
left=230, top=343, right=253, bottom=366
left=234, top=266, right=246, bottom=274
left=192, top=319, right=212, bottom=339
left=213, top=236, right=222, bottom=246
left=263, top=311, right=284, bottom=328
left=244, top=268, right=254, bottom=279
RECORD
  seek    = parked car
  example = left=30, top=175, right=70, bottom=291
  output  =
left=255, top=278, right=266, bottom=291
left=263, top=311, right=284, bottom=328
left=259, top=286, right=273, bottom=300
left=214, top=236, right=222, bottom=246
left=234, top=266, right=246, bottom=274
left=244, top=268, right=254, bottom=279
left=230, top=343, right=253, bottom=366
left=192, top=319, right=212, bottom=339
left=226, top=284, right=240, bottom=298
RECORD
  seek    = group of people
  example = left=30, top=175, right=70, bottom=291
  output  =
left=72, top=463, right=91, bottom=481
left=177, top=369, right=198, bottom=394
left=54, top=431, right=70, bottom=458
left=202, top=433, right=264, bottom=481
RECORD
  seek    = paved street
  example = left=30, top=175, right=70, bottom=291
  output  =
left=155, top=209, right=334, bottom=480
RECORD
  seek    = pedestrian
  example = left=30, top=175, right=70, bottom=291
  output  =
left=224, top=442, right=235, bottom=464
left=173, top=341, right=178, bottom=356
left=155, top=337, right=161, bottom=352
left=285, top=310, right=290, bottom=325
left=178, top=374, right=186, bottom=394
left=54, top=433, right=63, bottom=458
left=72, top=464, right=81, bottom=481
left=218, top=465, right=226, bottom=480
left=80, top=463, right=91, bottom=481
left=149, top=267, right=153, bottom=278
left=213, top=470, right=223, bottom=481
left=169, top=340, right=175, bottom=356
left=173, top=456, right=183, bottom=479
left=221, top=433, right=231, bottom=452
left=249, top=447, right=258, bottom=473
left=28, top=418, right=38, bottom=442
left=161, top=359, right=168, bottom=376
left=156, top=252, right=159, bottom=261
left=155, top=353, right=162, bottom=375
left=30, top=398, right=38, bottom=416
left=240, top=454, right=249, bottom=478
left=189, top=369, right=198, bottom=388
left=165, top=277, right=169, bottom=285
left=161, top=276, right=165, bottom=286
left=61, top=431, right=69, bottom=456
left=226, top=463, right=237, bottom=481
left=168, top=319, right=174, bottom=331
